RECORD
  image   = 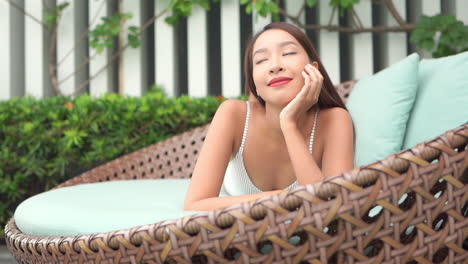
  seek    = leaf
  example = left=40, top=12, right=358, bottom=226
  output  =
left=128, top=34, right=141, bottom=48
left=421, top=39, right=435, bottom=51
left=268, top=1, right=279, bottom=14
left=128, top=26, right=139, bottom=34
left=195, top=0, right=211, bottom=10
left=165, top=16, right=178, bottom=25
left=57, top=2, right=70, bottom=12
left=306, top=0, right=318, bottom=8
left=246, top=2, right=253, bottom=14
left=96, top=45, right=104, bottom=54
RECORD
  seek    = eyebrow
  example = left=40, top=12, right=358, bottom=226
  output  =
left=253, top=41, right=297, bottom=57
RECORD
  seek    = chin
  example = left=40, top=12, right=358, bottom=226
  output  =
left=266, top=95, right=295, bottom=108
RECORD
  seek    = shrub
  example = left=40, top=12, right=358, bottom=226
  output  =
left=0, top=86, right=234, bottom=239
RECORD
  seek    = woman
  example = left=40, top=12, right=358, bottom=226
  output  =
left=184, top=22, right=354, bottom=211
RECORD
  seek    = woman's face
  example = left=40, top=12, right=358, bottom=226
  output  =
left=252, top=29, right=316, bottom=107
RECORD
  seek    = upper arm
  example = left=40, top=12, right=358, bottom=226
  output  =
left=321, top=107, right=355, bottom=178
left=184, top=99, right=244, bottom=209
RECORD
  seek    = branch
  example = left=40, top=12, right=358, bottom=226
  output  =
left=383, top=0, right=406, bottom=26
left=278, top=7, right=415, bottom=33
left=296, top=3, right=306, bottom=20
left=71, top=7, right=169, bottom=96
left=351, top=8, right=364, bottom=30
left=56, top=1, right=107, bottom=85
left=4, top=0, right=49, bottom=31
left=328, top=7, right=336, bottom=26
left=48, top=24, right=62, bottom=96
left=56, top=0, right=106, bottom=68
left=58, top=51, right=99, bottom=85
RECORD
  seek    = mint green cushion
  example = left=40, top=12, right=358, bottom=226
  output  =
left=15, top=179, right=202, bottom=236
left=347, top=53, right=420, bottom=166
left=403, top=52, right=468, bottom=149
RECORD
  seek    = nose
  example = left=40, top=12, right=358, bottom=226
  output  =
left=269, top=65, right=284, bottom=74
left=269, top=55, right=284, bottom=74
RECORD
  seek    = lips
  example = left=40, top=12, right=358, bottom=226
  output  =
left=268, top=76, right=292, bottom=87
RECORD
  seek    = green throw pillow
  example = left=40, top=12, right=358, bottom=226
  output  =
left=347, top=53, right=420, bottom=166
left=403, top=52, right=468, bottom=149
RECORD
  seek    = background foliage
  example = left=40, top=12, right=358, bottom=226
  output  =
left=0, top=87, right=228, bottom=239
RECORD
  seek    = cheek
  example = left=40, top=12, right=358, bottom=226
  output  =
left=252, top=67, right=265, bottom=87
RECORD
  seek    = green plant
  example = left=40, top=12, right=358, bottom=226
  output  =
left=410, top=14, right=468, bottom=58
left=0, top=87, right=228, bottom=238
left=88, top=13, right=140, bottom=53
left=44, top=2, right=70, bottom=29
left=240, top=0, right=280, bottom=21
left=329, top=0, right=360, bottom=16
left=165, top=0, right=219, bottom=25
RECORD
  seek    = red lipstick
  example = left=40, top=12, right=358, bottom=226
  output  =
left=268, top=76, right=292, bottom=87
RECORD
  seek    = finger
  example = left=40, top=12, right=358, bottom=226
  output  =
left=308, top=64, right=323, bottom=97
left=310, top=64, right=323, bottom=85
left=297, top=71, right=311, bottom=100
left=305, top=64, right=318, bottom=99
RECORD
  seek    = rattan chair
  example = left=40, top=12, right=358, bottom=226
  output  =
left=4, top=81, right=468, bottom=264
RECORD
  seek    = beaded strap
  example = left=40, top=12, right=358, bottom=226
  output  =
left=309, top=108, right=320, bottom=153
left=239, top=101, right=251, bottom=151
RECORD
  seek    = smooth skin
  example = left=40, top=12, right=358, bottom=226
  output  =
left=184, top=29, right=354, bottom=211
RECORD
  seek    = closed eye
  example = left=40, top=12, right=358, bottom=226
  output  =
left=256, top=52, right=295, bottom=64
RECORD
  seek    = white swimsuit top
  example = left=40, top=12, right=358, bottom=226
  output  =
left=219, top=101, right=320, bottom=197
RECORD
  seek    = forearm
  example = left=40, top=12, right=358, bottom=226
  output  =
left=282, top=124, right=324, bottom=185
left=185, top=190, right=283, bottom=211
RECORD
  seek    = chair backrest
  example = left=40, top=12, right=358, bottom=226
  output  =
left=56, top=124, right=210, bottom=188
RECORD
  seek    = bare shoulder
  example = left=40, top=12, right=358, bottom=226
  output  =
left=319, top=107, right=353, bottom=127
left=213, top=99, right=247, bottom=124
left=209, top=99, right=248, bottom=149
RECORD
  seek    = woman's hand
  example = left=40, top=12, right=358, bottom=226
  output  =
left=279, top=63, right=323, bottom=130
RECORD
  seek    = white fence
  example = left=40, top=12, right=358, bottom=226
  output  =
left=1, top=0, right=467, bottom=100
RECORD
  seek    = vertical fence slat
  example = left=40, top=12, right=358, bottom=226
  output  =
left=89, top=0, right=111, bottom=97
left=285, top=1, right=305, bottom=31
left=420, top=0, right=440, bottom=58
left=318, top=0, right=340, bottom=85
left=384, top=0, right=407, bottom=67
left=11, top=0, right=25, bottom=98
left=207, top=1, right=222, bottom=96
left=1, top=0, right=25, bottom=100
left=74, top=1, right=89, bottom=95
left=456, top=0, right=468, bottom=24
left=155, top=0, right=176, bottom=97
left=0, top=0, right=11, bottom=100
left=25, top=1, right=42, bottom=98
left=141, top=1, right=154, bottom=92
left=56, top=0, right=77, bottom=96
left=187, top=6, right=208, bottom=97
left=252, top=10, right=271, bottom=34
left=421, top=0, right=441, bottom=16
left=351, top=1, right=373, bottom=80
left=239, top=5, right=252, bottom=95
left=121, top=1, right=146, bottom=97
left=371, top=1, right=385, bottom=72
left=25, top=1, right=53, bottom=98
left=221, top=0, right=241, bottom=98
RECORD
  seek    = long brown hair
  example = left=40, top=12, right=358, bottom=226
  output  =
left=244, top=22, right=347, bottom=110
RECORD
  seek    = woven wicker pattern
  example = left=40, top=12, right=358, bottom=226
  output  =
left=334, top=80, right=356, bottom=104
left=5, top=81, right=468, bottom=263
left=55, top=124, right=210, bottom=189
